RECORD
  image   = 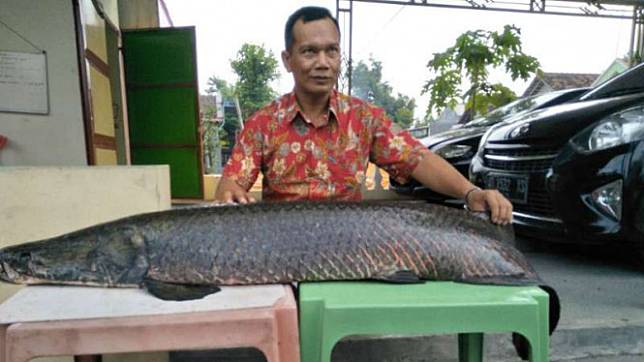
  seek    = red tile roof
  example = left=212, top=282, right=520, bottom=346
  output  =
left=523, top=72, right=598, bottom=97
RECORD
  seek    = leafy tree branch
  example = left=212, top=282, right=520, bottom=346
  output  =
left=422, top=25, right=540, bottom=121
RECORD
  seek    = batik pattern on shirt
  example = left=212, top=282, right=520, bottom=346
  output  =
left=222, top=90, right=429, bottom=201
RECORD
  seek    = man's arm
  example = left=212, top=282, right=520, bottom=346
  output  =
left=411, top=151, right=513, bottom=225
left=215, top=176, right=256, bottom=204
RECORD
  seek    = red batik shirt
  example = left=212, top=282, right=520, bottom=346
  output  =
left=222, top=90, right=429, bottom=201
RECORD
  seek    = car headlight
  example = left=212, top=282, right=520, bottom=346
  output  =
left=433, top=144, right=473, bottom=160
left=571, top=106, right=644, bottom=153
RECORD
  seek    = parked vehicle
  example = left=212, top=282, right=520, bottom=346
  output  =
left=470, top=63, right=644, bottom=257
left=408, top=126, right=429, bottom=139
left=392, top=88, right=589, bottom=205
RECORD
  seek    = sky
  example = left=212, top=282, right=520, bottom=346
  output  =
left=163, top=0, right=634, bottom=119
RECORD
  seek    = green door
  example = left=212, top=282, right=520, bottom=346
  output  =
left=122, top=27, right=203, bottom=199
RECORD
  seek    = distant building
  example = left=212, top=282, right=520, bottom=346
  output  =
left=522, top=72, right=598, bottom=97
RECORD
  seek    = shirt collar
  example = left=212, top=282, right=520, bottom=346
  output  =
left=282, top=90, right=340, bottom=125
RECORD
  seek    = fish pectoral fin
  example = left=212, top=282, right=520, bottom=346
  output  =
left=375, top=270, right=422, bottom=284
left=143, top=279, right=221, bottom=301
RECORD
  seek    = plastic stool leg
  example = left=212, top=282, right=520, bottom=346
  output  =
left=299, top=300, right=323, bottom=362
left=458, top=333, right=483, bottom=362
left=524, top=290, right=550, bottom=362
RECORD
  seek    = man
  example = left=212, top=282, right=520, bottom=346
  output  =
left=216, top=6, right=512, bottom=225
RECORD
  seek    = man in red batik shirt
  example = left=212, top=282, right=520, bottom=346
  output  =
left=216, top=6, right=513, bottom=225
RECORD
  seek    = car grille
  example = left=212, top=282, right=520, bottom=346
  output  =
left=483, top=146, right=559, bottom=172
left=483, top=145, right=560, bottom=217
left=518, top=177, right=556, bottom=217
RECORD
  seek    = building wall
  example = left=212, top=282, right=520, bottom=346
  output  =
left=100, top=0, right=120, bottom=25
left=119, top=0, right=160, bottom=29
left=0, top=165, right=171, bottom=362
left=0, top=0, right=87, bottom=166
left=0, top=166, right=171, bottom=302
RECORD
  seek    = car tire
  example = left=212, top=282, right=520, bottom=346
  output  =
left=637, top=197, right=644, bottom=264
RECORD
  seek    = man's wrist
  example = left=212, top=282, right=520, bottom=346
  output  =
left=463, top=186, right=482, bottom=206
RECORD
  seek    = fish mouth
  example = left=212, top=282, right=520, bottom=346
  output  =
left=0, top=260, right=18, bottom=283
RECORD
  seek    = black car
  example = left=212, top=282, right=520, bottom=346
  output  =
left=470, top=63, right=644, bottom=257
left=392, top=88, right=589, bottom=205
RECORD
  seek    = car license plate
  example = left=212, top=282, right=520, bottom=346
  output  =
left=484, top=174, right=529, bottom=204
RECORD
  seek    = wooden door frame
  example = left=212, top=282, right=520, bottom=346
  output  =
left=72, top=0, right=119, bottom=165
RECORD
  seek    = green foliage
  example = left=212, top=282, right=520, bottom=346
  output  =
left=207, top=76, right=235, bottom=99
left=206, top=76, right=239, bottom=130
left=351, top=57, right=416, bottom=129
left=422, top=25, right=540, bottom=119
left=202, top=76, right=232, bottom=173
left=230, top=43, right=279, bottom=120
left=466, top=83, right=517, bottom=116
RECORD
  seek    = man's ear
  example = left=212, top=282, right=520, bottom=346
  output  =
left=281, top=50, right=292, bottom=73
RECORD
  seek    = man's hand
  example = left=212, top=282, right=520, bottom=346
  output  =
left=466, top=188, right=513, bottom=225
left=214, top=177, right=256, bottom=204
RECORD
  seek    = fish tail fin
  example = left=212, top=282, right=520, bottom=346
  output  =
left=511, top=284, right=560, bottom=360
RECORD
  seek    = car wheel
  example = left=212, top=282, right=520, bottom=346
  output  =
left=637, top=198, right=644, bottom=264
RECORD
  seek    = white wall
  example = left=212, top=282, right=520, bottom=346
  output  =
left=0, top=166, right=171, bottom=362
left=100, top=0, right=120, bottom=26
left=0, top=0, right=87, bottom=166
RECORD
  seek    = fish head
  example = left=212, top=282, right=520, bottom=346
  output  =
left=0, top=224, right=148, bottom=287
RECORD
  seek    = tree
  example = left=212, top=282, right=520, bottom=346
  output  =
left=201, top=76, right=230, bottom=173
left=351, top=57, right=416, bottom=129
left=230, top=43, right=280, bottom=120
left=206, top=76, right=235, bottom=99
left=422, top=25, right=540, bottom=121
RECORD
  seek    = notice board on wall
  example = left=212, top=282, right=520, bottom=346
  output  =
left=0, top=51, right=49, bottom=114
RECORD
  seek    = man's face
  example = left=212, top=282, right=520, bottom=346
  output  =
left=282, top=18, right=341, bottom=98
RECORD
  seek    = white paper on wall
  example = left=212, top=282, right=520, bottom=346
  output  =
left=0, top=50, right=48, bottom=114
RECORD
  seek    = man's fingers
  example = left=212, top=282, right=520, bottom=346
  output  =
left=234, top=191, right=258, bottom=204
left=487, top=192, right=501, bottom=224
left=222, top=191, right=234, bottom=204
left=464, top=188, right=514, bottom=225
left=233, top=190, right=249, bottom=204
left=490, top=190, right=513, bottom=225
left=503, top=197, right=514, bottom=225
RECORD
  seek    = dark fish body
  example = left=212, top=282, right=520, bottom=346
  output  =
left=1, top=201, right=558, bottom=359
left=0, top=201, right=541, bottom=289
left=148, top=202, right=538, bottom=287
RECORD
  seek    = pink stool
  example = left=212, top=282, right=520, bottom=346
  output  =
left=0, top=285, right=300, bottom=362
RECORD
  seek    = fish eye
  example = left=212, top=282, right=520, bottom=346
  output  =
left=19, top=252, right=31, bottom=262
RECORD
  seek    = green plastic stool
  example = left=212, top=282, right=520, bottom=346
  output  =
left=298, top=281, right=549, bottom=362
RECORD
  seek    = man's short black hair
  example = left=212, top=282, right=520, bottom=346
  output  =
left=284, top=6, right=340, bottom=50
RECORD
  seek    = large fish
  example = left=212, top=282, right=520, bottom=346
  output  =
left=0, top=201, right=558, bottom=358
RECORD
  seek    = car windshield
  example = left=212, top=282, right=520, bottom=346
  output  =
left=581, top=62, right=644, bottom=100
left=463, top=92, right=562, bottom=128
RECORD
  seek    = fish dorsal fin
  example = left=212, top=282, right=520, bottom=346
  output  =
left=144, top=279, right=220, bottom=301
left=375, top=270, right=422, bottom=284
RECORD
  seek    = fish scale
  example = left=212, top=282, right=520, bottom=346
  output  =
left=125, top=201, right=538, bottom=287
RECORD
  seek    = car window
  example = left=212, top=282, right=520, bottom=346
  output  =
left=581, top=62, right=644, bottom=101
left=464, top=91, right=563, bottom=128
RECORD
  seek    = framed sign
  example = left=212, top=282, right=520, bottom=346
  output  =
left=0, top=51, right=49, bottom=114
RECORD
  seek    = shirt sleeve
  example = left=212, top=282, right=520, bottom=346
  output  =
left=221, top=115, right=264, bottom=191
left=368, top=107, right=430, bottom=184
